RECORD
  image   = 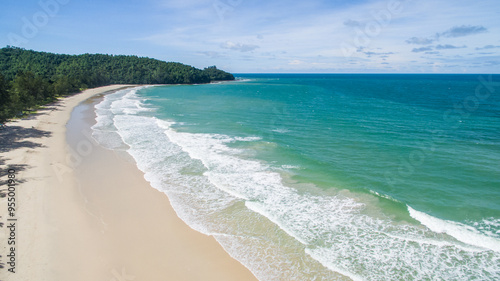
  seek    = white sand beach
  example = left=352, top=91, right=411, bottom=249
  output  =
left=0, top=85, right=257, bottom=281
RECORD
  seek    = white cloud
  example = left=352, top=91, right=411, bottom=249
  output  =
left=197, top=51, right=223, bottom=58
left=435, top=44, right=466, bottom=50
left=406, top=37, right=436, bottom=45
left=289, top=59, right=304, bottom=65
left=412, top=47, right=433, bottom=53
left=220, top=41, right=259, bottom=52
left=131, top=0, right=500, bottom=73
left=438, top=25, right=488, bottom=38
left=344, top=19, right=362, bottom=27
left=475, top=45, right=500, bottom=50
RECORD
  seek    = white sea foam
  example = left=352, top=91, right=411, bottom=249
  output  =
left=408, top=206, right=500, bottom=252
left=281, top=164, right=302, bottom=170
left=235, top=78, right=253, bottom=82
left=91, top=87, right=500, bottom=281
left=109, top=88, right=152, bottom=115
left=305, top=249, right=364, bottom=281
left=112, top=114, right=239, bottom=234
left=234, top=136, right=263, bottom=142
left=246, top=201, right=309, bottom=245
left=271, top=128, right=290, bottom=134
left=159, top=119, right=500, bottom=279
left=473, top=218, right=500, bottom=237
left=368, top=189, right=402, bottom=203
left=92, top=88, right=135, bottom=149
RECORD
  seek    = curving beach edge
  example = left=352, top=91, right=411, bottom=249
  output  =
left=0, top=85, right=257, bottom=281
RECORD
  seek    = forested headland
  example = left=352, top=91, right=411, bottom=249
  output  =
left=0, top=46, right=235, bottom=122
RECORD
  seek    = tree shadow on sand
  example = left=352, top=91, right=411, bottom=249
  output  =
left=0, top=124, right=51, bottom=198
left=15, top=101, right=63, bottom=121
left=0, top=125, right=52, bottom=153
left=0, top=157, right=29, bottom=199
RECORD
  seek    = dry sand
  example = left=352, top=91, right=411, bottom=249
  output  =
left=0, top=85, right=257, bottom=281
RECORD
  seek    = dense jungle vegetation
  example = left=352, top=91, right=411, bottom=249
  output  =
left=0, top=46, right=234, bottom=122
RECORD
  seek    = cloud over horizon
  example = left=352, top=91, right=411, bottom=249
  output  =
left=1, top=0, right=499, bottom=73
left=406, top=25, right=488, bottom=47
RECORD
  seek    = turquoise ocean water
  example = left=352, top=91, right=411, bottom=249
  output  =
left=92, top=74, right=500, bottom=280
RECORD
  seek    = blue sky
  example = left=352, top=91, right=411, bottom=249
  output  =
left=1, top=0, right=499, bottom=73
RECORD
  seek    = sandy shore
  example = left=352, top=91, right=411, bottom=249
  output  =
left=0, top=85, right=257, bottom=281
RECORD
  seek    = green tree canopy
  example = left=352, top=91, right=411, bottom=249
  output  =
left=0, top=46, right=235, bottom=122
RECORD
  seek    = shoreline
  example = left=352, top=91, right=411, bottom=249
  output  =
left=0, top=85, right=256, bottom=281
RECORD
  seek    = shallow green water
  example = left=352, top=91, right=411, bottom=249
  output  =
left=92, top=74, right=500, bottom=280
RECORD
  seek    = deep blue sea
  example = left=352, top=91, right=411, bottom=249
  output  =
left=92, top=74, right=500, bottom=280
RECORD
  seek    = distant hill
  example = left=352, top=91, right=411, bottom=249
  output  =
left=0, top=46, right=234, bottom=122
